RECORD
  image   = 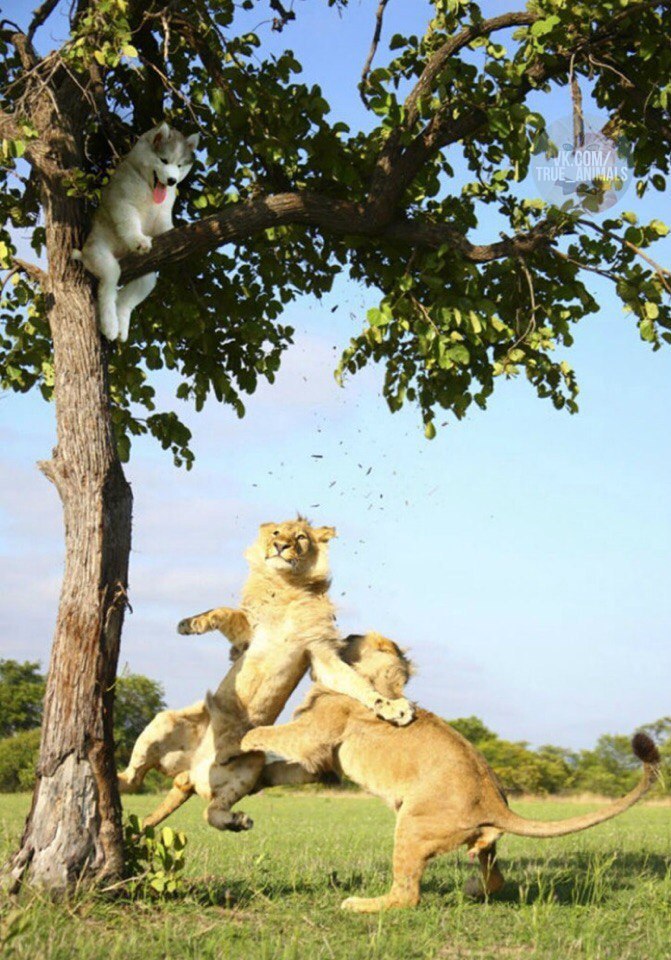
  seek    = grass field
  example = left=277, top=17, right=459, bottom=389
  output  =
left=1, top=792, right=670, bottom=960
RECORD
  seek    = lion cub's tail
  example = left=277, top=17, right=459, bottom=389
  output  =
left=493, top=733, right=660, bottom=839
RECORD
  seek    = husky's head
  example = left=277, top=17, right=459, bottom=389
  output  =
left=131, top=122, right=199, bottom=201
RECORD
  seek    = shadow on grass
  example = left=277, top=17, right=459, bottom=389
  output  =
left=165, top=851, right=670, bottom=911
left=421, top=851, right=670, bottom=907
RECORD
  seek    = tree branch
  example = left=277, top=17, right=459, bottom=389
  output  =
left=0, top=258, right=47, bottom=297
left=117, top=191, right=561, bottom=284
left=578, top=218, right=671, bottom=294
left=404, top=12, right=538, bottom=130
left=368, top=5, right=660, bottom=216
left=360, top=0, right=391, bottom=106
left=27, top=0, right=61, bottom=43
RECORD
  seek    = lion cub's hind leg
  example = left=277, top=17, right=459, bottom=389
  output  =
left=142, top=771, right=195, bottom=830
left=341, top=812, right=464, bottom=913
left=205, top=752, right=266, bottom=832
left=464, top=840, right=505, bottom=900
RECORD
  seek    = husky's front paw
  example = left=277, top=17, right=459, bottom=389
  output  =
left=373, top=696, right=415, bottom=727
left=134, top=235, right=152, bottom=254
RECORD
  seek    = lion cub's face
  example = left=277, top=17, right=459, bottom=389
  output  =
left=252, top=519, right=336, bottom=577
left=342, top=633, right=414, bottom=698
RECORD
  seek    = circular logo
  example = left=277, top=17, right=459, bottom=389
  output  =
left=531, top=114, right=634, bottom=214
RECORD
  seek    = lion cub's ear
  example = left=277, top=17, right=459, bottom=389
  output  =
left=314, top=526, right=337, bottom=543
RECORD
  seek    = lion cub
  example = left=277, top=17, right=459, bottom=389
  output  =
left=119, top=519, right=414, bottom=831
left=242, top=633, right=660, bottom=913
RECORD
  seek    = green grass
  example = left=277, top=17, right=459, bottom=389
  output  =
left=2, top=792, right=671, bottom=960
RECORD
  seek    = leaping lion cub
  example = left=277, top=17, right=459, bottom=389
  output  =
left=118, top=519, right=414, bottom=831
left=242, top=633, right=661, bottom=913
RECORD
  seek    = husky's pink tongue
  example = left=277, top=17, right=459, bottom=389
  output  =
left=153, top=180, right=168, bottom=204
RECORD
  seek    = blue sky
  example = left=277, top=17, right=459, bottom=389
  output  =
left=1, top=0, right=670, bottom=749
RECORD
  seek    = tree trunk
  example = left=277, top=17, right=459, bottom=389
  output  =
left=6, top=139, right=133, bottom=894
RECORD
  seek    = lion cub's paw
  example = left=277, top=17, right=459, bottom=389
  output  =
left=341, top=895, right=392, bottom=913
left=207, top=806, right=254, bottom=832
left=240, top=730, right=265, bottom=753
left=463, top=875, right=486, bottom=900
left=177, top=615, right=205, bottom=635
left=373, top=696, right=415, bottom=726
left=227, top=811, right=254, bottom=832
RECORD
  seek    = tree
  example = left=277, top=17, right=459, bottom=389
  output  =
left=1, top=0, right=669, bottom=892
left=0, top=660, right=45, bottom=737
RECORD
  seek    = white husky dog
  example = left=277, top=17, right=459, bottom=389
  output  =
left=73, top=122, right=199, bottom=341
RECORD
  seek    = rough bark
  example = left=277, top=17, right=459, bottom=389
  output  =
left=5, top=82, right=132, bottom=895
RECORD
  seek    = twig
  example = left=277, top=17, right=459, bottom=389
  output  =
left=1, top=258, right=47, bottom=298
left=588, top=54, right=634, bottom=89
left=360, top=0, right=391, bottom=106
left=0, top=266, right=20, bottom=298
left=578, top=218, right=671, bottom=294
left=135, top=57, right=205, bottom=132
left=569, top=54, right=584, bottom=149
left=410, top=295, right=441, bottom=337
left=27, top=0, right=61, bottom=42
left=509, top=257, right=538, bottom=351
left=553, top=248, right=622, bottom=283
left=268, top=0, right=295, bottom=32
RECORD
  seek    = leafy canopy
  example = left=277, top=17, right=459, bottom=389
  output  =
left=1, top=0, right=669, bottom=462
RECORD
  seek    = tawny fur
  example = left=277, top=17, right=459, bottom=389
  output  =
left=118, top=520, right=414, bottom=832
left=72, top=122, right=198, bottom=342
left=242, top=634, right=660, bottom=913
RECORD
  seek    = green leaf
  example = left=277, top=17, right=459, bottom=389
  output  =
left=161, top=827, right=174, bottom=848
left=640, top=318, right=656, bottom=341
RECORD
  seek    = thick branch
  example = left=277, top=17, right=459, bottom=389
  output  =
left=404, top=12, right=538, bottom=130
left=118, top=191, right=560, bottom=283
left=369, top=5, right=661, bottom=215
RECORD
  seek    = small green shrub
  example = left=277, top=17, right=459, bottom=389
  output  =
left=122, top=815, right=188, bottom=899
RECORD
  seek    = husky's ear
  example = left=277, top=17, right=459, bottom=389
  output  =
left=186, top=133, right=199, bottom=152
left=151, top=122, right=170, bottom=150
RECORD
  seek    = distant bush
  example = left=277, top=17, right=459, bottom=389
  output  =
left=0, top=728, right=41, bottom=791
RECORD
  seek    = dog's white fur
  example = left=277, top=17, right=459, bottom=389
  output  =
left=72, top=122, right=198, bottom=341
